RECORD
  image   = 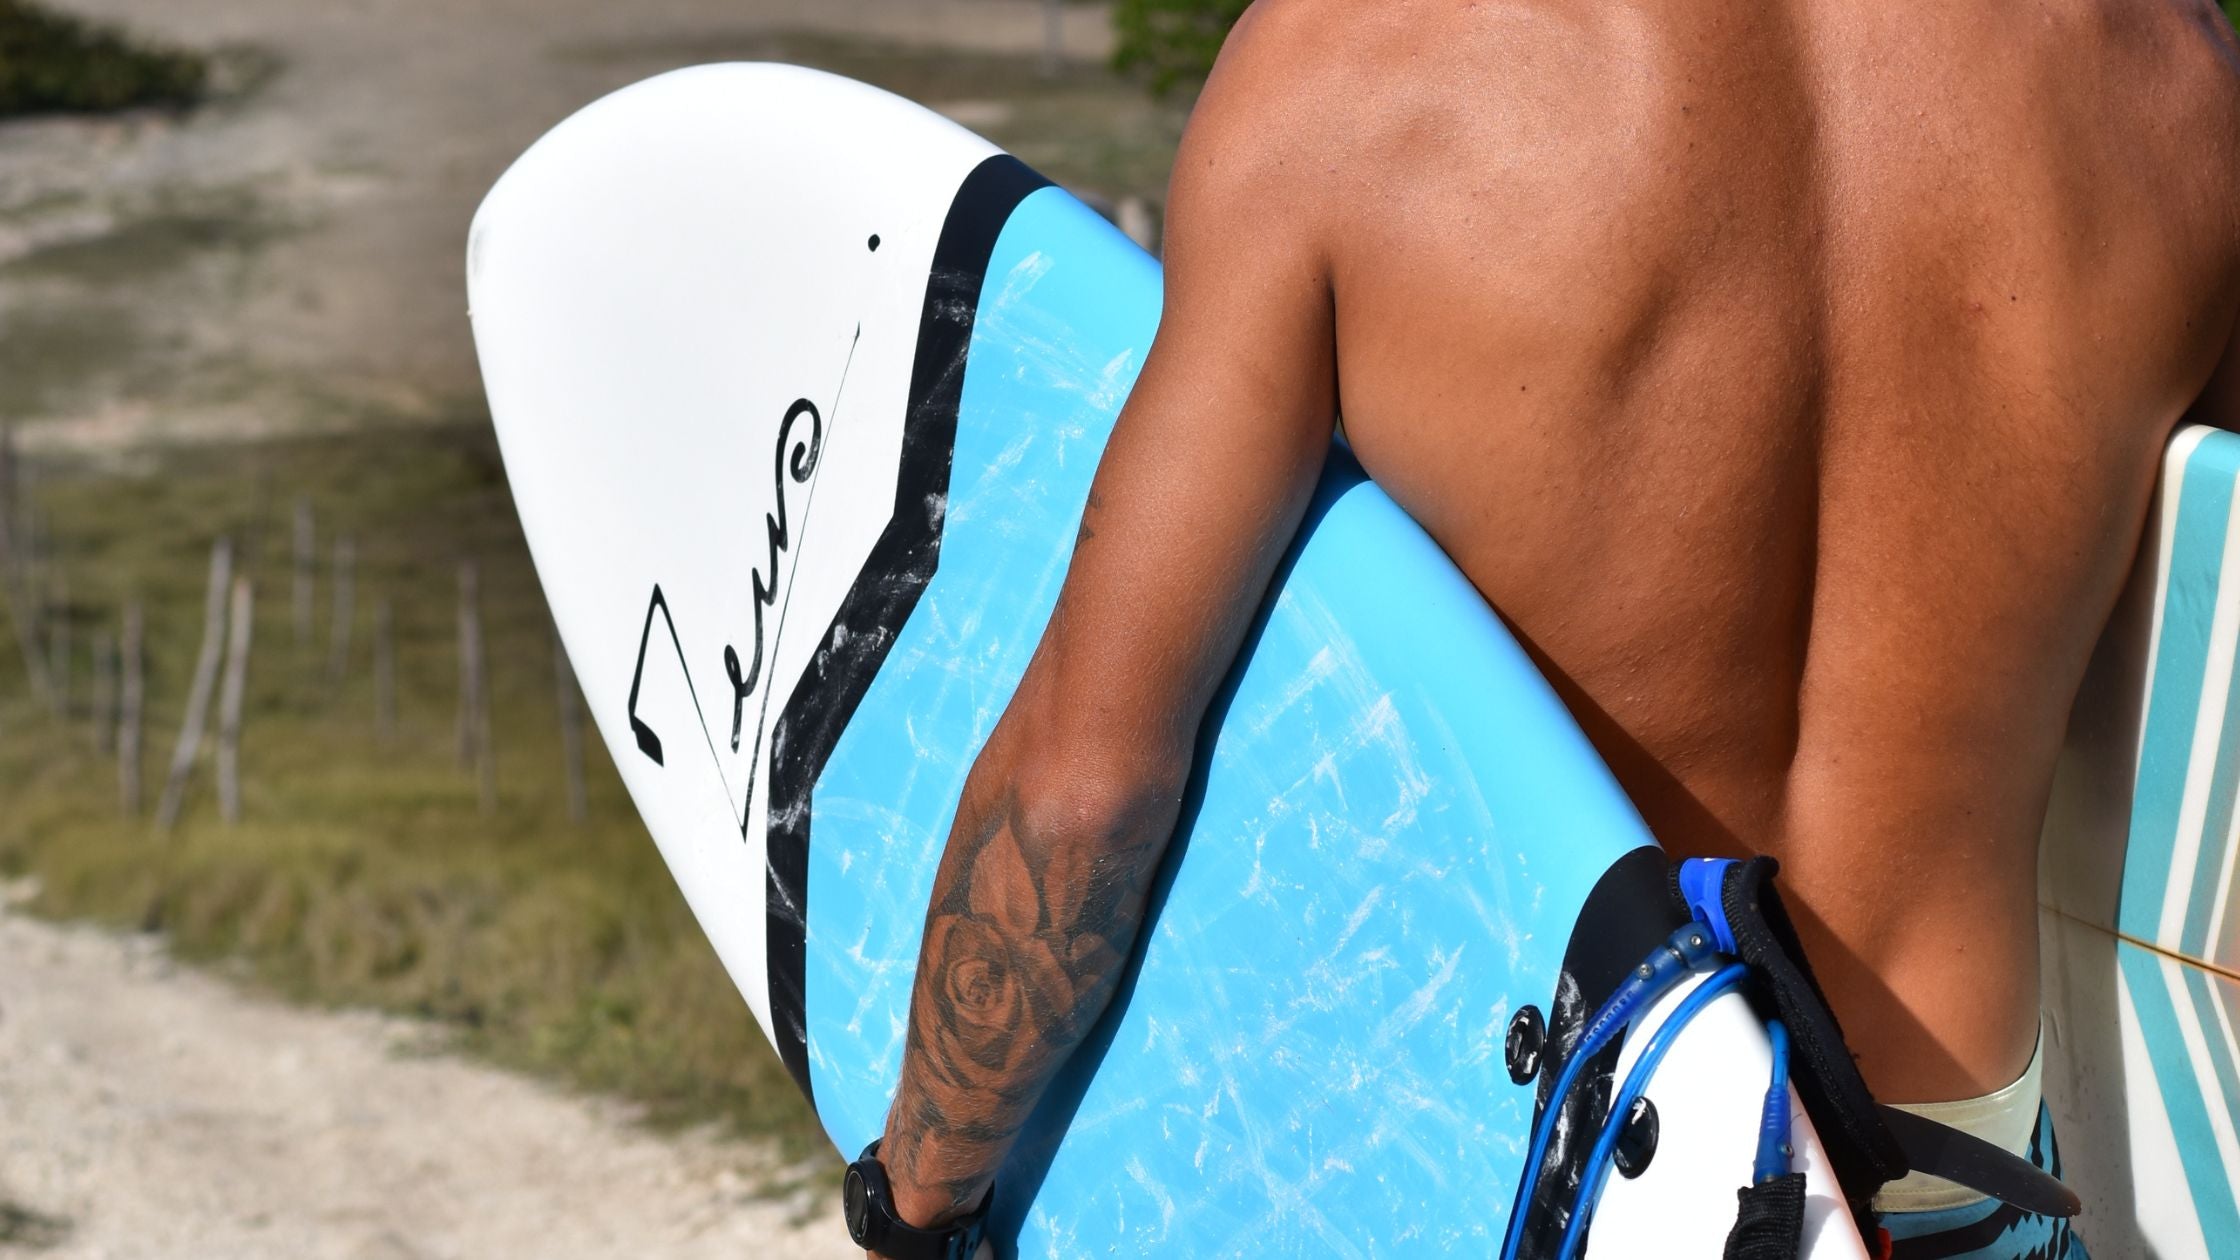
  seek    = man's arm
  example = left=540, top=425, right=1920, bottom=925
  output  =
left=876, top=8, right=1341, bottom=1233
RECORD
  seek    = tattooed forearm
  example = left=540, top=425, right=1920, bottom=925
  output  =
left=880, top=757, right=1178, bottom=1226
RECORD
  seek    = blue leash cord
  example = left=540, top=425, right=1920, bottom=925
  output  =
left=1498, top=923, right=1720, bottom=1260
left=1754, top=1018, right=1794, bottom=1185
left=1553, top=962, right=1753, bottom=1260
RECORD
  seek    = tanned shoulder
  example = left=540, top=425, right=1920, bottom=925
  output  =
left=1181, top=0, right=1621, bottom=259
left=1166, top=0, right=1414, bottom=244
left=1175, top=0, right=1481, bottom=290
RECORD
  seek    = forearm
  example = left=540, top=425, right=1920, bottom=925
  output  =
left=879, top=727, right=1182, bottom=1227
left=872, top=98, right=1335, bottom=1215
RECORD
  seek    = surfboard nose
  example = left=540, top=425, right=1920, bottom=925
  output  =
left=468, top=62, right=991, bottom=302
left=466, top=61, right=1007, bottom=1049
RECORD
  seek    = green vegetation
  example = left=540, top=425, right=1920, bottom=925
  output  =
left=1113, top=0, right=1245, bottom=95
left=0, top=427, right=822, bottom=1159
left=0, top=1, right=206, bottom=118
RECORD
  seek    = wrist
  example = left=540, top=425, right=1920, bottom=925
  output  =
left=843, top=1140, right=992, bottom=1259
left=873, top=1118, right=990, bottom=1230
left=889, top=1177, right=977, bottom=1232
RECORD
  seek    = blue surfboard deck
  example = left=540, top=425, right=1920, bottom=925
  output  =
left=794, top=164, right=1654, bottom=1252
left=469, top=65, right=1861, bottom=1257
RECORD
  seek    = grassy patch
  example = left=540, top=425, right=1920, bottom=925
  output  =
left=5, top=207, right=281, bottom=287
left=0, top=424, right=824, bottom=1161
left=0, top=1, right=207, bottom=118
left=0, top=185, right=291, bottom=423
left=0, top=304, right=140, bottom=418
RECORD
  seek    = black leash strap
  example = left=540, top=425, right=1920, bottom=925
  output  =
left=1703, top=857, right=1908, bottom=1222
left=1877, top=1105, right=2082, bottom=1219
left=1674, top=856, right=2077, bottom=1249
left=1724, top=1173, right=1808, bottom=1260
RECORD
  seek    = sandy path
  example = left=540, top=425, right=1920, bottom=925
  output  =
left=0, top=903, right=858, bottom=1259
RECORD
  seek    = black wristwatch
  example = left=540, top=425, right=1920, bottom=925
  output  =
left=842, top=1140, right=993, bottom=1260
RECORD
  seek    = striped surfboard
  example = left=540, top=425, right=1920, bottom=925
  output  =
left=2044, top=424, right=2240, bottom=1258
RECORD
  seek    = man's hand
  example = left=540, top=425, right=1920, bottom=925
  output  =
left=873, top=0, right=1343, bottom=1240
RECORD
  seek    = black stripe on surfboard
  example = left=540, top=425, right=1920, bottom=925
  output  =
left=764, top=155, right=1052, bottom=1109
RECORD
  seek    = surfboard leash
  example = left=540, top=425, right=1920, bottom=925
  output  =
left=1554, top=962, right=1759, bottom=1260
left=1499, top=919, right=1726, bottom=1260
left=1674, top=857, right=2080, bottom=1258
left=1500, top=856, right=2079, bottom=1260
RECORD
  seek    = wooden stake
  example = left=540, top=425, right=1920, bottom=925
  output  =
left=0, top=423, right=7, bottom=729
left=292, top=498, right=314, bottom=653
left=119, top=601, right=143, bottom=814
left=21, top=504, right=49, bottom=693
left=22, top=503, right=41, bottom=592
left=155, top=539, right=233, bottom=834
left=47, top=573, right=68, bottom=717
left=457, top=563, right=477, bottom=770
left=0, top=565, right=49, bottom=708
left=0, top=422, right=13, bottom=584
left=373, top=597, right=396, bottom=746
left=554, top=619, right=586, bottom=824
left=0, top=425, right=48, bottom=707
left=457, top=560, right=494, bottom=812
left=216, top=575, right=254, bottom=825
left=0, top=421, right=12, bottom=549
left=0, top=588, right=47, bottom=707
left=327, top=534, right=355, bottom=685
left=90, top=627, right=115, bottom=754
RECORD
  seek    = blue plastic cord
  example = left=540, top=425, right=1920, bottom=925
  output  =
left=1553, top=962, right=1753, bottom=1260
left=1753, top=1018, right=1793, bottom=1185
left=1498, top=923, right=1720, bottom=1260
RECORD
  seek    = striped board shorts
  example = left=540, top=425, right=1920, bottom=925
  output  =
left=1880, top=1104, right=2085, bottom=1260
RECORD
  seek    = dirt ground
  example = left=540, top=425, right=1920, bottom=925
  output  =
left=0, top=894, right=860, bottom=1258
left=0, top=2, right=1127, bottom=1253
left=0, top=0, right=1115, bottom=455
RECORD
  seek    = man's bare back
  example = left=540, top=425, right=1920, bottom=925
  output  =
left=872, top=0, right=2240, bottom=1237
left=1300, top=0, right=2240, bottom=1101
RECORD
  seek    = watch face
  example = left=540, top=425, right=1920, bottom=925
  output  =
left=843, top=1166, right=871, bottom=1245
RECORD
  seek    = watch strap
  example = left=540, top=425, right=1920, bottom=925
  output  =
left=845, top=1141, right=991, bottom=1260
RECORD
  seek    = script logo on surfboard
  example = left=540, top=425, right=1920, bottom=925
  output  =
left=623, top=330, right=860, bottom=840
